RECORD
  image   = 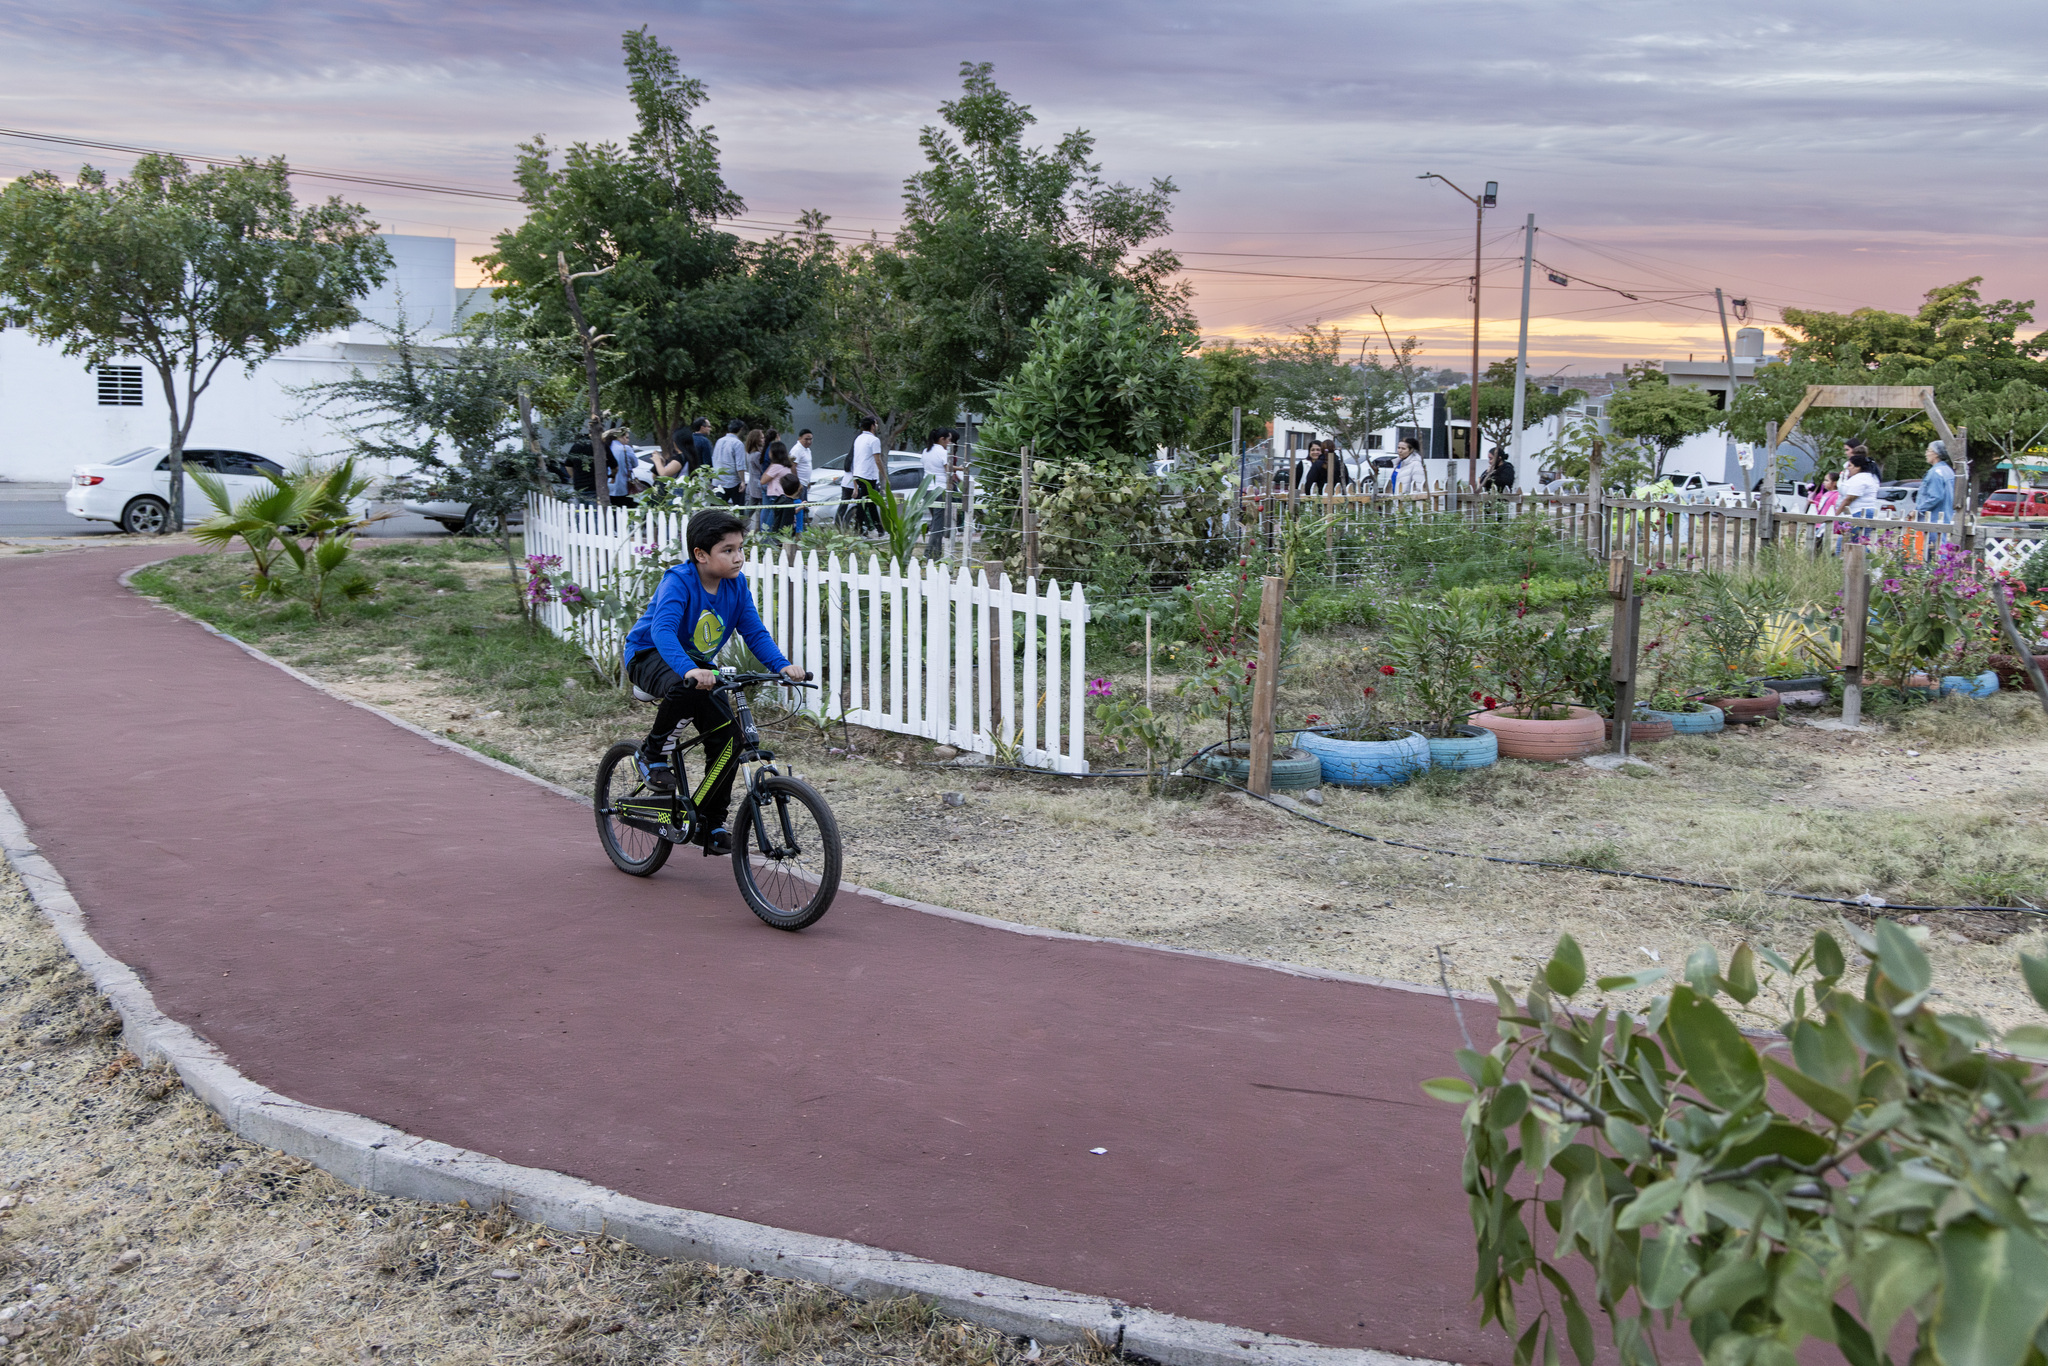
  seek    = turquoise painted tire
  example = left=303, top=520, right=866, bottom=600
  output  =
left=1196, top=747, right=1324, bottom=792
left=1643, top=704, right=1725, bottom=735
left=1939, top=671, right=1999, bottom=699
left=1426, top=725, right=1498, bottom=771
left=1296, top=728, right=1430, bottom=787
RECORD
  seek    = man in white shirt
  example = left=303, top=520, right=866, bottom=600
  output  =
left=849, top=417, right=884, bottom=534
left=790, top=428, right=815, bottom=533
left=921, top=428, right=956, bottom=558
left=711, top=420, right=747, bottom=504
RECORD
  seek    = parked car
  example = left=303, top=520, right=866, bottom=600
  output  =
left=65, top=446, right=293, bottom=534
left=1981, top=487, right=2048, bottom=521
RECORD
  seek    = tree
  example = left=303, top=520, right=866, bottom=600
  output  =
left=889, top=62, right=1189, bottom=420
left=1186, top=344, right=1271, bottom=458
left=1952, top=378, right=2048, bottom=485
left=1444, top=358, right=1586, bottom=457
left=977, top=280, right=1212, bottom=578
left=1257, top=325, right=1418, bottom=468
left=486, top=28, right=828, bottom=455
left=0, top=154, right=389, bottom=531
left=805, top=236, right=928, bottom=452
left=1606, top=381, right=1721, bottom=477
left=301, top=311, right=556, bottom=609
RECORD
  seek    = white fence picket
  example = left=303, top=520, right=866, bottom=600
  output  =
left=522, top=496, right=1092, bottom=773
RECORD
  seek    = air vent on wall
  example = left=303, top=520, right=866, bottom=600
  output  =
left=97, top=366, right=144, bottom=406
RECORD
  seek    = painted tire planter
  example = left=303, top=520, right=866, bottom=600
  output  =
left=1467, top=705, right=1606, bottom=761
left=1605, top=715, right=1676, bottom=745
left=1642, top=704, right=1725, bottom=735
left=1196, top=746, right=1324, bottom=792
left=1761, top=674, right=1830, bottom=696
left=1710, top=690, right=1782, bottom=724
left=1297, top=728, right=1430, bottom=787
left=1425, top=725, right=1499, bottom=771
left=1938, top=671, right=2000, bottom=699
left=1990, top=655, right=2048, bottom=690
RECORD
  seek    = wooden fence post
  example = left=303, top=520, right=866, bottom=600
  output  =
left=1247, top=575, right=1286, bottom=796
left=1840, top=544, right=1869, bottom=728
left=1608, top=555, right=1638, bottom=756
left=1020, top=443, right=1038, bottom=581
left=1588, top=440, right=1606, bottom=559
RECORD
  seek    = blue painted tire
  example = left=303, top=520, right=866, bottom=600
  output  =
left=1297, top=728, right=1431, bottom=787
left=1642, top=704, right=1725, bottom=735
left=1939, top=671, right=2000, bottom=699
left=1426, top=725, right=1498, bottom=771
left=1196, top=747, right=1324, bottom=792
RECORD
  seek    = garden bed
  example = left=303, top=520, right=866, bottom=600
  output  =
left=125, top=543, right=2048, bottom=1031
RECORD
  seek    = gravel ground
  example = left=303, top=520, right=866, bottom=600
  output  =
left=0, top=861, right=1116, bottom=1366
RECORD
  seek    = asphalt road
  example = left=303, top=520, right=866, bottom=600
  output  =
left=0, top=485, right=451, bottom=539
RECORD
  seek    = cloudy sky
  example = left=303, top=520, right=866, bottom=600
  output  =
left=4, top=1, right=2043, bottom=371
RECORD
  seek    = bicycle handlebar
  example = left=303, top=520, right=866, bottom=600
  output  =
left=688, top=669, right=816, bottom=691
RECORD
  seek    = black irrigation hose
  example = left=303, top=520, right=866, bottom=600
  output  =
left=920, top=732, right=2040, bottom=922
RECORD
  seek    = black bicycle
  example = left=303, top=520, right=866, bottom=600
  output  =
left=594, top=669, right=842, bottom=931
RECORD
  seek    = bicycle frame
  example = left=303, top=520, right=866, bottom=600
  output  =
left=608, top=670, right=815, bottom=847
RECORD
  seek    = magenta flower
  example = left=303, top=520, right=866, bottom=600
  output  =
left=1086, top=677, right=1112, bottom=699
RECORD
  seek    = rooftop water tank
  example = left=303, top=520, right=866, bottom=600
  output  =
left=1735, top=327, right=1765, bottom=358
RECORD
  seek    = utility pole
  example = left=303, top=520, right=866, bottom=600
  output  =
left=1510, top=213, right=1536, bottom=482
left=1419, top=174, right=1496, bottom=496
left=1715, top=288, right=1743, bottom=494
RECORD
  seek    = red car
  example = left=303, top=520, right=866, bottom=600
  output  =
left=1981, top=488, right=2048, bottom=520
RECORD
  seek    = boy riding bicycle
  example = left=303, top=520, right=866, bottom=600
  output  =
left=621, top=509, right=807, bottom=855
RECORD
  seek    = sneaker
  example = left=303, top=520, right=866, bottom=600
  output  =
left=636, top=751, right=676, bottom=793
left=695, top=826, right=732, bottom=856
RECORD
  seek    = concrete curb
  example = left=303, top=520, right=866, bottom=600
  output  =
left=0, top=555, right=1461, bottom=1366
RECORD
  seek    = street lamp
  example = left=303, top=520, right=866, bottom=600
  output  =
left=1420, top=173, right=1496, bottom=494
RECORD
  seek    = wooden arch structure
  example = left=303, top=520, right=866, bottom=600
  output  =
left=1771, top=384, right=1966, bottom=490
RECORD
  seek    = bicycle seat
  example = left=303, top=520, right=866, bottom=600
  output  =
left=631, top=686, right=659, bottom=703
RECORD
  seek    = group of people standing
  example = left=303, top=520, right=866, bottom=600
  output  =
left=1273, top=438, right=1509, bottom=496
left=641, top=418, right=819, bottom=536
left=1800, top=437, right=1957, bottom=546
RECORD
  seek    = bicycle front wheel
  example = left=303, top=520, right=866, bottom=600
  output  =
left=595, top=741, right=673, bottom=877
left=732, top=775, right=841, bottom=930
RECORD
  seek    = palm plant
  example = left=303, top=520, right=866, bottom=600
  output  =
left=864, top=475, right=945, bottom=568
left=192, top=458, right=377, bottom=615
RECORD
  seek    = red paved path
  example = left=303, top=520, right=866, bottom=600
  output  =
left=1, top=548, right=1499, bottom=1361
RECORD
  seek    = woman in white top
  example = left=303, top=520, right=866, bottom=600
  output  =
left=1394, top=438, right=1427, bottom=496
left=1839, top=449, right=1882, bottom=540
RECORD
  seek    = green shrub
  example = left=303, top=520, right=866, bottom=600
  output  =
left=1432, top=924, right=2048, bottom=1366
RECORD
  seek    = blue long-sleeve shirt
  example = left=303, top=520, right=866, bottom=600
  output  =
left=622, top=565, right=790, bottom=677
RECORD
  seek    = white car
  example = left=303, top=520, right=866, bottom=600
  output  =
left=65, top=446, right=291, bottom=534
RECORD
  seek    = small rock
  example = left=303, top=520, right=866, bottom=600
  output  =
left=1948, top=932, right=1970, bottom=945
left=483, top=710, right=504, bottom=719
left=215, top=1161, right=241, bottom=1177
left=562, top=679, right=579, bottom=690
left=1297, top=788, right=1324, bottom=807
left=945, top=751, right=990, bottom=768
left=15, top=1061, right=32, bottom=1072
left=110, top=1249, right=144, bottom=1274
left=932, top=745, right=960, bottom=759
left=942, top=792, right=967, bottom=808
left=0, top=1194, right=18, bottom=1211
left=490, top=1268, right=521, bottom=1281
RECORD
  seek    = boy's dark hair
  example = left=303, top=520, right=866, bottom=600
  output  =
left=686, top=508, right=747, bottom=559
left=797, top=428, right=813, bottom=439
left=858, top=415, right=877, bottom=432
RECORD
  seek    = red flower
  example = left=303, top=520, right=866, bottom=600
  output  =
left=1361, top=686, right=1377, bottom=697
left=1470, top=690, right=1483, bottom=701
left=1379, top=664, right=1398, bottom=676
left=1482, top=695, right=1499, bottom=708
left=1305, top=713, right=1322, bottom=723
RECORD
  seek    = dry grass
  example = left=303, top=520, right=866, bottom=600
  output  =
left=0, top=863, right=1117, bottom=1366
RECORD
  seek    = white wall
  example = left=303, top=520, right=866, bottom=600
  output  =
left=0, top=234, right=455, bottom=484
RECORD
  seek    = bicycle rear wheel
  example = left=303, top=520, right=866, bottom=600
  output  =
left=732, top=775, right=841, bottom=930
left=595, top=741, right=674, bottom=876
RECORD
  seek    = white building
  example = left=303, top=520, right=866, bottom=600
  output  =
left=0, top=234, right=480, bottom=484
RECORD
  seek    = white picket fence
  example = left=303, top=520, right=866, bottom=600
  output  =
left=522, top=496, right=1093, bottom=774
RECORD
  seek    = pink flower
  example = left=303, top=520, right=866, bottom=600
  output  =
left=1086, top=677, right=1112, bottom=699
